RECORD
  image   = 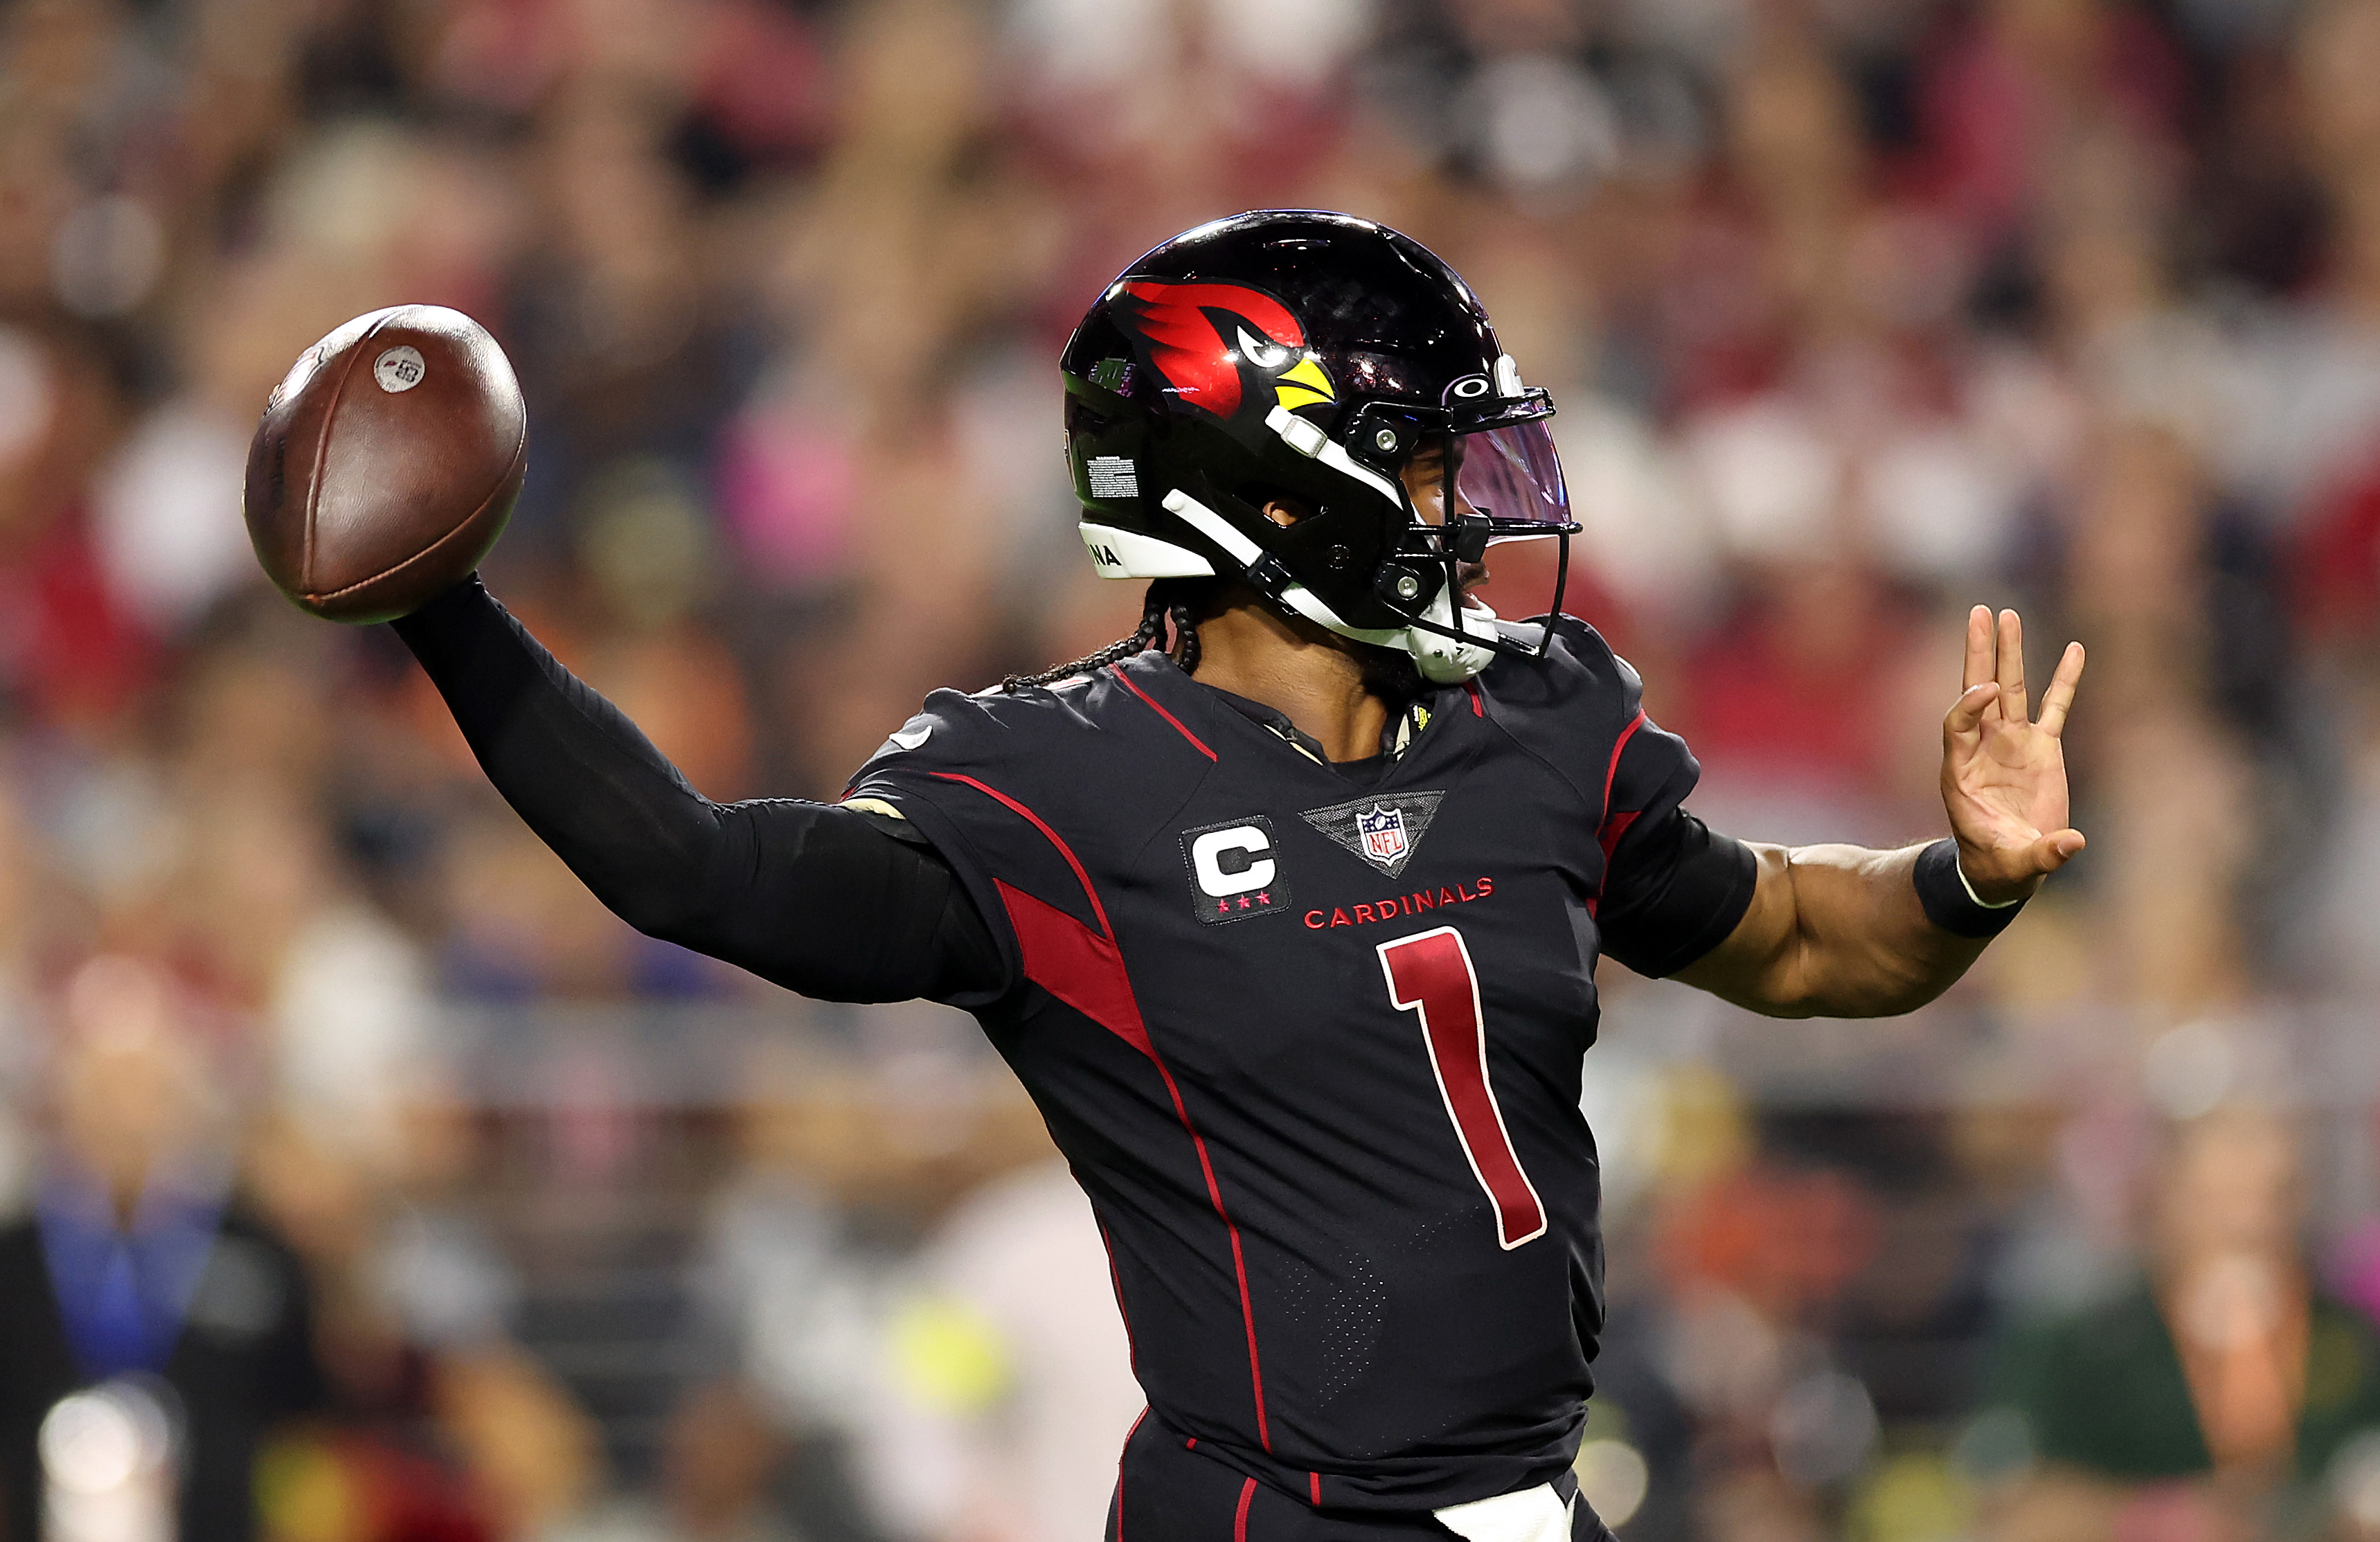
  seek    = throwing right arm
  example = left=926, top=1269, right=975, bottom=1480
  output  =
left=392, top=578, right=1007, bottom=1005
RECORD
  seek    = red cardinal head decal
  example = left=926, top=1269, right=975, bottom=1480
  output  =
left=1114, top=280, right=1335, bottom=422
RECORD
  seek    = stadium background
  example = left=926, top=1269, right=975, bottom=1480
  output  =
left=6, top=0, right=2380, bottom=1536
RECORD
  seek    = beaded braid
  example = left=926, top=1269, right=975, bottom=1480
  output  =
left=1003, top=580, right=1204, bottom=691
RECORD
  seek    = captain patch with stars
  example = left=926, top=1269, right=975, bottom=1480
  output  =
left=1181, top=816, right=1292, bottom=922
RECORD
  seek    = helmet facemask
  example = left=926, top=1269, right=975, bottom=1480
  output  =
left=1358, top=409, right=1578, bottom=682
left=1188, top=397, right=1578, bottom=685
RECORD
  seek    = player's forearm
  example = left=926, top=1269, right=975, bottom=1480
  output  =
left=1674, top=842, right=1992, bottom=1017
left=392, top=577, right=733, bottom=933
left=391, top=578, right=1004, bottom=1002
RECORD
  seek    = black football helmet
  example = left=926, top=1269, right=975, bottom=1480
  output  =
left=1060, top=210, right=1578, bottom=682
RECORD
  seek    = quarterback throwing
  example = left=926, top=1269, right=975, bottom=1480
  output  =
left=377, top=211, right=2083, bottom=1542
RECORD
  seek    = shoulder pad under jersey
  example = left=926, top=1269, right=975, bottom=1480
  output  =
left=1469, top=615, right=1649, bottom=798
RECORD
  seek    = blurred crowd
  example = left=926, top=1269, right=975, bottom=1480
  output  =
left=6, top=0, right=2380, bottom=1536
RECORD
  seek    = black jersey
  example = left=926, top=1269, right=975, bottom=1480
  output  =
left=388, top=582, right=1749, bottom=1514
left=846, top=617, right=1753, bottom=1514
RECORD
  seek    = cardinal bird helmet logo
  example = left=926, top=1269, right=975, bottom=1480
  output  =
left=1112, top=280, right=1336, bottom=422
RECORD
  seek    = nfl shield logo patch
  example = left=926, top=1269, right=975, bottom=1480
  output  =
left=1357, top=805, right=1408, bottom=866
left=1302, top=790, right=1444, bottom=878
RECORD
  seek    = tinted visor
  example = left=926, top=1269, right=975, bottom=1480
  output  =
left=1455, top=418, right=1571, bottom=539
left=1446, top=418, right=1578, bottom=629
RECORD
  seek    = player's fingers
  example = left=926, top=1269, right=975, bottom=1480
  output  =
left=1995, top=609, right=2027, bottom=724
left=2027, top=829, right=2086, bottom=874
left=2039, top=642, right=2086, bottom=737
left=1962, top=605, right=1992, bottom=693
left=1944, top=681, right=1998, bottom=740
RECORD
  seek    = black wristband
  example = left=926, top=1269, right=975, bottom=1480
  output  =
left=1913, top=839, right=2026, bottom=938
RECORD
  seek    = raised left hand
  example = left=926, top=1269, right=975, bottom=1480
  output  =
left=1941, top=607, right=2086, bottom=904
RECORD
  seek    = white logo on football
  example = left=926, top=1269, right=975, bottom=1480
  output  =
left=373, top=345, right=427, bottom=393
left=888, top=723, right=931, bottom=751
left=1190, top=825, right=1275, bottom=897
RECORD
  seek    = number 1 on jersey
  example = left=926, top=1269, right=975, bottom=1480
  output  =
left=1376, top=927, right=1548, bottom=1250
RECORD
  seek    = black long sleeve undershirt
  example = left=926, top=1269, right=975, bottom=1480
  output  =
left=391, top=578, right=1007, bottom=1004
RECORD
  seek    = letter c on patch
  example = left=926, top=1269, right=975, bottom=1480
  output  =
left=1190, top=825, right=1275, bottom=897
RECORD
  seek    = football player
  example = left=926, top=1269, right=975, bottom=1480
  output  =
left=391, top=212, right=2084, bottom=1542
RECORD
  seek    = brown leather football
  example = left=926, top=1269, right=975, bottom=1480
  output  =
left=244, top=305, right=526, bottom=623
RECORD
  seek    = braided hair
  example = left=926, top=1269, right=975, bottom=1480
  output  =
left=1003, top=579, right=1208, bottom=691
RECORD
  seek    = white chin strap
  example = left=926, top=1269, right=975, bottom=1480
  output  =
left=1159, top=490, right=1501, bottom=683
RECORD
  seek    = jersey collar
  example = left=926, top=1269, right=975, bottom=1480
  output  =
left=1156, top=666, right=1440, bottom=773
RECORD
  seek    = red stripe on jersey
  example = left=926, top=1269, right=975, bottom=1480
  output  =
left=1111, top=667, right=1217, bottom=760
left=1599, top=809, right=1642, bottom=866
left=1599, top=710, right=1647, bottom=822
left=935, top=773, right=1116, bottom=934
left=1465, top=680, right=1485, bottom=717
left=1235, top=1478, right=1258, bottom=1541
left=940, top=773, right=1274, bottom=1452
left=996, top=881, right=1152, bottom=1054
left=1219, top=1205, right=1269, bottom=1447
left=1309, top=1471, right=1323, bottom=1506
left=1586, top=710, right=1649, bottom=919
